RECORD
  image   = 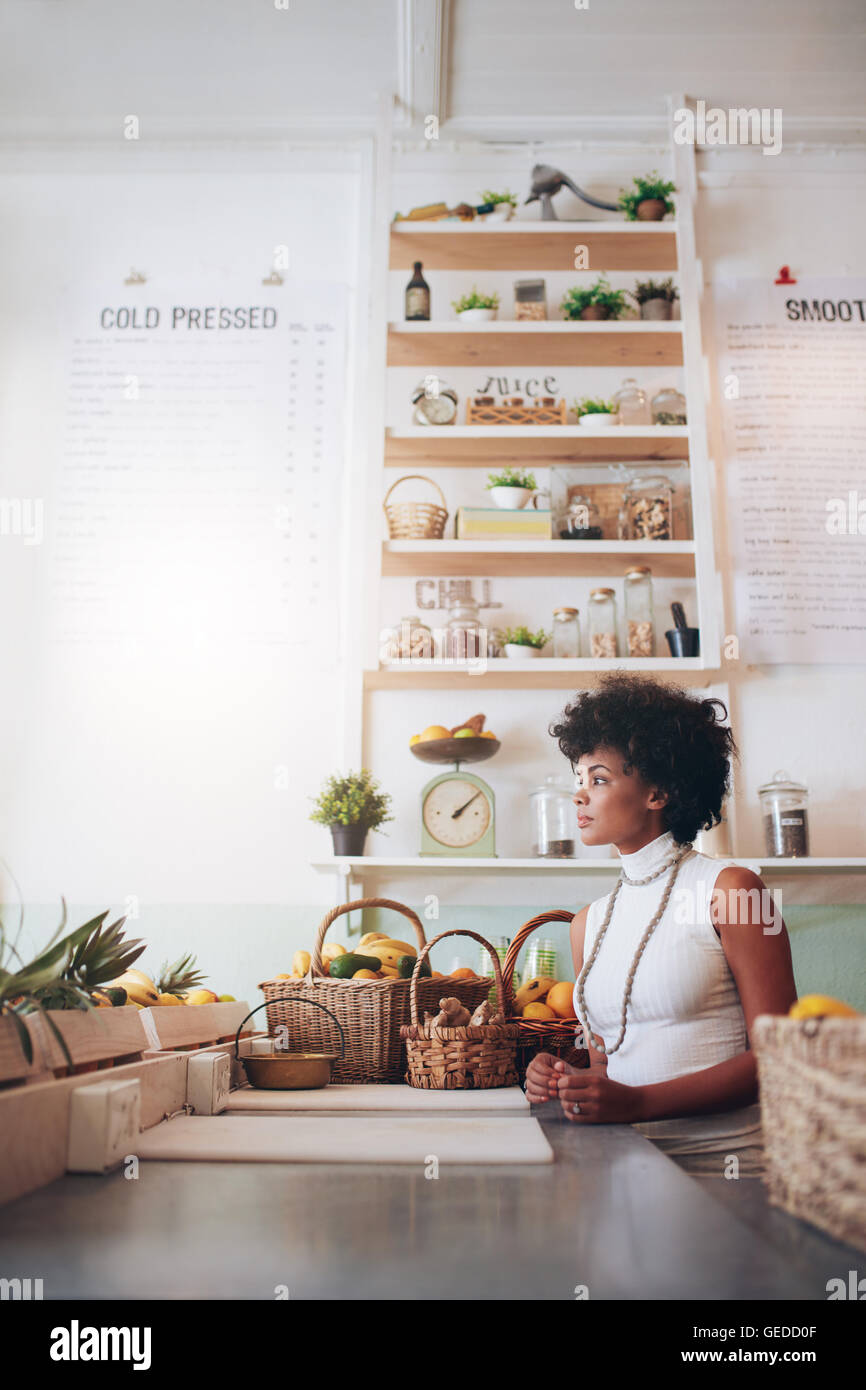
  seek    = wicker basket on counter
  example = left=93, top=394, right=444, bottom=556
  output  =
left=258, top=899, right=490, bottom=1084
left=752, top=1013, right=866, bottom=1252
left=501, top=910, right=589, bottom=1084
left=383, top=474, right=448, bottom=540
left=401, top=930, right=520, bottom=1090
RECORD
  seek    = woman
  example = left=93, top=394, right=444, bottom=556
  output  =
left=524, top=672, right=797, bottom=1176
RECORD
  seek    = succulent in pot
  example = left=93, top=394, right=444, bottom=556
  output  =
left=451, top=287, right=500, bottom=323
left=560, top=276, right=630, bottom=322
left=632, top=276, right=679, bottom=321
left=309, top=768, right=394, bottom=856
left=618, top=171, right=676, bottom=222
left=485, top=466, right=538, bottom=510
left=574, top=395, right=617, bottom=429
left=495, top=624, right=550, bottom=659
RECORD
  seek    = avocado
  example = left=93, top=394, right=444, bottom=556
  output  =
left=329, top=952, right=382, bottom=979
left=397, top=954, right=431, bottom=979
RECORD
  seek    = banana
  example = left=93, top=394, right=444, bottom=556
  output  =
left=372, top=939, right=417, bottom=957
left=110, top=971, right=159, bottom=1008
left=292, top=950, right=311, bottom=977
left=358, top=932, right=387, bottom=949
left=514, top=976, right=557, bottom=1011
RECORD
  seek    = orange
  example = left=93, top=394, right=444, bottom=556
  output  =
left=450, top=967, right=476, bottom=979
left=788, top=994, right=859, bottom=1020
left=352, top=969, right=381, bottom=980
left=480, top=730, right=498, bottom=739
left=409, top=734, right=421, bottom=746
left=523, top=1001, right=556, bottom=1021
left=419, top=725, right=452, bottom=742
left=546, top=981, right=577, bottom=1019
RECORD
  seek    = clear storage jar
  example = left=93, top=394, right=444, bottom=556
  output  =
left=618, top=472, right=674, bottom=541
left=651, top=386, right=687, bottom=426
left=530, top=775, right=576, bottom=858
left=588, top=587, right=618, bottom=659
left=624, top=567, right=654, bottom=656
left=758, top=770, right=810, bottom=857
left=612, top=377, right=649, bottom=426
left=553, top=607, right=580, bottom=658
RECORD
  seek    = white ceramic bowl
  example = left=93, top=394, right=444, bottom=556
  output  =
left=504, top=643, right=542, bottom=659
left=578, top=413, right=614, bottom=429
left=490, top=485, right=532, bottom=509
left=456, top=306, right=498, bottom=323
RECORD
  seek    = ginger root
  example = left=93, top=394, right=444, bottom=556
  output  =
left=430, top=996, right=471, bottom=1028
left=469, top=1000, right=493, bottom=1027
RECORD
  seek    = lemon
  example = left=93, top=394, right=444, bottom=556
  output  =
left=454, top=728, right=476, bottom=738
left=788, top=994, right=859, bottom=1020
left=419, top=725, right=452, bottom=742
left=523, top=1002, right=556, bottom=1021
left=409, top=734, right=421, bottom=746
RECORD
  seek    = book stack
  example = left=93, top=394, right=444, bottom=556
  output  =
left=455, top=507, right=551, bottom=540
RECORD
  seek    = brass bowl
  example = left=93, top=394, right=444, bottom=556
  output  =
left=240, top=1051, right=339, bottom=1091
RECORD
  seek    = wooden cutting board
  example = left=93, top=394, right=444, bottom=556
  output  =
left=136, top=1113, right=553, bottom=1165
left=225, top=1083, right=530, bottom=1113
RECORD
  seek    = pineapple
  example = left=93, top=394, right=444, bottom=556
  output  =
left=157, top=953, right=207, bottom=1000
left=34, top=912, right=145, bottom=1010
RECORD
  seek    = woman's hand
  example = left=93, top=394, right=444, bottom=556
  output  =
left=554, top=1059, right=644, bottom=1124
left=524, top=1051, right=561, bottom=1105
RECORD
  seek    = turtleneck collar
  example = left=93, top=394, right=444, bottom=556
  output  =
left=616, top=828, right=684, bottom=880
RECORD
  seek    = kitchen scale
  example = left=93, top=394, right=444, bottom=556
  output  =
left=410, top=737, right=500, bottom=857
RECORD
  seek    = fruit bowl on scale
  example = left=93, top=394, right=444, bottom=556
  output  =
left=410, top=737, right=500, bottom=767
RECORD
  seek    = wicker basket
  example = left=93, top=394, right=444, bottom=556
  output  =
left=501, top=911, right=589, bottom=1083
left=752, top=1013, right=866, bottom=1252
left=400, top=929, right=520, bottom=1089
left=258, top=899, right=490, bottom=1084
left=383, top=474, right=448, bottom=539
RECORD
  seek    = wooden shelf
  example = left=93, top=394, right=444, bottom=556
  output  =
left=388, top=323, right=683, bottom=368
left=314, top=855, right=866, bottom=874
left=381, top=539, right=695, bottom=579
left=385, top=426, right=690, bottom=466
left=390, top=220, right=678, bottom=272
left=364, top=660, right=713, bottom=691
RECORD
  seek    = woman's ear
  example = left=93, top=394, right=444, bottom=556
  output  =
left=647, top=786, right=669, bottom=810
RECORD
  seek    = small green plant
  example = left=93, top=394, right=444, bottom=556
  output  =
left=618, top=171, right=676, bottom=221
left=309, top=768, right=394, bottom=831
left=632, top=276, right=679, bottom=304
left=486, top=467, right=537, bottom=491
left=574, top=396, right=616, bottom=418
left=452, top=286, right=500, bottom=313
left=479, top=188, right=518, bottom=208
left=560, top=275, right=630, bottom=320
left=495, top=624, right=550, bottom=649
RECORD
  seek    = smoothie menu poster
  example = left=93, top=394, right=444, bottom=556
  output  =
left=714, top=276, right=866, bottom=664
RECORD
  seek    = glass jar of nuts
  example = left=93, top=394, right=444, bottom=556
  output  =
left=617, top=472, right=674, bottom=541
left=588, top=588, right=618, bottom=659
left=624, top=567, right=655, bottom=657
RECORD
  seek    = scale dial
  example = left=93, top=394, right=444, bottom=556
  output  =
left=422, top=776, right=492, bottom=849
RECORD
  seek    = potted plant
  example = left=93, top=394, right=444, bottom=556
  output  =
left=479, top=189, right=518, bottom=221
left=452, top=287, right=500, bottom=323
left=560, top=276, right=630, bottom=322
left=495, top=625, right=550, bottom=659
left=485, top=466, right=538, bottom=510
left=618, top=171, right=676, bottom=222
left=574, top=395, right=617, bottom=429
left=309, top=768, right=394, bottom=857
left=632, top=277, right=679, bottom=321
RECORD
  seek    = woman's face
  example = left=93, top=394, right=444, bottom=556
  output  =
left=571, top=744, right=668, bottom=848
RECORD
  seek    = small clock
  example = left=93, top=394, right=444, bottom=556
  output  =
left=411, top=378, right=458, bottom=426
left=420, top=770, right=496, bottom=857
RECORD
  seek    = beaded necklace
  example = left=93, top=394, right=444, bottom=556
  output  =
left=575, top=840, right=695, bottom=1057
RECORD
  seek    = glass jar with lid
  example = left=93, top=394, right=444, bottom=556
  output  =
left=651, top=386, right=687, bottom=426
left=757, top=770, right=810, bottom=857
left=624, top=568, right=654, bottom=656
left=530, top=775, right=576, bottom=857
left=444, top=595, right=484, bottom=660
left=553, top=607, right=580, bottom=658
left=382, top=614, right=435, bottom=663
left=559, top=491, right=603, bottom=540
left=617, top=472, right=674, bottom=541
left=588, top=587, right=618, bottom=659
left=612, top=377, right=649, bottom=426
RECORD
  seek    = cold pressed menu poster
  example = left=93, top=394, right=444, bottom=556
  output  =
left=714, top=276, right=866, bottom=663
left=52, top=279, right=347, bottom=651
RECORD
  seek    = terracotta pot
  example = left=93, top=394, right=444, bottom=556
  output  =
left=330, top=824, right=368, bottom=856
left=579, top=304, right=610, bottom=321
left=640, top=298, right=673, bottom=320
left=636, top=198, right=667, bottom=221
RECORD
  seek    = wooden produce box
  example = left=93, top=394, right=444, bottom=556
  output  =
left=0, top=1052, right=187, bottom=1207
left=0, top=1006, right=149, bottom=1088
left=138, top=1000, right=253, bottom=1053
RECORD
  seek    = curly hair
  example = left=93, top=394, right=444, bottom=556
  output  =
left=548, top=672, right=738, bottom=846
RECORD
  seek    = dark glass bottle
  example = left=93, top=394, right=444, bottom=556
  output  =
left=405, top=261, right=430, bottom=320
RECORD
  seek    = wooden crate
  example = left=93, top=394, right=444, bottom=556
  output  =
left=0, top=1053, right=187, bottom=1206
left=137, top=1000, right=252, bottom=1053
left=466, top=398, right=567, bottom=426
left=0, top=1007, right=149, bottom=1087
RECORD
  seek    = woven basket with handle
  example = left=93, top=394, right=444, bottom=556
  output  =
left=400, top=929, right=520, bottom=1089
left=501, top=910, right=589, bottom=1083
left=752, top=1013, right=866, bottom=1252
left=258, top=898, right=490, bottom=1084
left=383, top=474, right=448, bottom=539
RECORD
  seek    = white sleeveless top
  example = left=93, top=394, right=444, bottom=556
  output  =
left=572, top=829, right=747, bottom=1088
